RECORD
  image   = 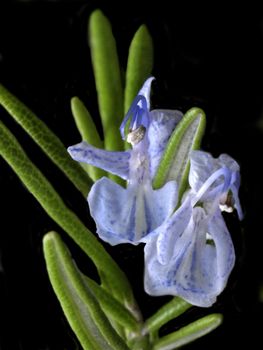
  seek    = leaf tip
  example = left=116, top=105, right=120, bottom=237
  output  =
left=186, top=107, right=206, bottom=140
left=43, top=231, right=59, bottom=247
left=209, top=313, right=223, bottom=327
left=136, top=24, right=151, bottom=37
left=89, top=8, right=107, bottom=26
left=71, top=96, right=80, bottom=106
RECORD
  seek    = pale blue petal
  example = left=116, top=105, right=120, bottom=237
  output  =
left=140, top=180, right=178, bottom=243
left=138, top=77, right=155, bottom=109
left=207, top=209, right=235, bottom=284
left=218, top=153, right=240, bottom=172
left=189, top=151, right=234, bottom=196
left=218, top=155, right=243, bottom=219
left=221, top=157, right=243, bottom=219
left=189, top=150, right=216, bottom=193
left=155, top=197, right=192, bottom=265
left=88, top=178, right=137, bottom=245
left=231, top=174, right=243, bottom=220
left=189, top=150, right=243, bottom=218
left=191, top=167, right=232, bottom=205
left=148, top=109, right=183, bottom=178
left=88, top=177, right=178, bottom=245
left=68, top=141, right=131, bottom=180
left=144, top=206, right=235, bottom=307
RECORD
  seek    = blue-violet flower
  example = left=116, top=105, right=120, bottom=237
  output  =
left=68, top=77, right=183, bottom=244
left=144, top=150, right=243, bottom=307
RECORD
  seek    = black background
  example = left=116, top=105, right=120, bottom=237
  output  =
left=1, top=1, right=263, bottom=349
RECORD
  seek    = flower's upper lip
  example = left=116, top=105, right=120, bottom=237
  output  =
left=120, top=94, right=149, bottom=141
left=120, top=77, right=155, bottom=142
left=189, top=150, right=243, bottom=219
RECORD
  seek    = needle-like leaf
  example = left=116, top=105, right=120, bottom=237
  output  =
left=43, top=231, right=129, bottom=350
left=153, top=314, right=223, bottom=350
left=143, top=297, right=191, bottom=335
left=83, top=275, right=140, bottom=334
left=88, top=10, right=123, bottom=152
left=0, top=120, right=137, bottom=310
left=153, top=107, right=206, bottom=202
left=0, top=84, right=92, bottom=197
left=124, top=25, right=154, bottom=114
left=71, top=96, right=107, bottom=181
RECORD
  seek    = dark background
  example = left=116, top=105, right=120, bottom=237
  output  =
left=1, top=1, right=263, bottom=349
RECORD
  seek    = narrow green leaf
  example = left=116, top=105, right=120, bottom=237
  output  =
left=43, top=232, right=113, bottom=350
left=153, top=314, right=223, bottom=350
left=153, top=107, right=206, bottom=201
left=128, top=336, right=151, bottom=350
left=43, top=232, right=129, bottom=350
left=71, top=96, right=107, bottom=181
left=83, top=275, right=140, bottom=334
left=124, top=25, right=154, bottom=114
left=143, top=297, right=191, bottom=335
left=71, top=97, right=103, bottom=149
left=0, top=84, right=92, bottom=197
left=88, top=10, right=123, bottom=152
left=0, top=120, right=137, bottom=310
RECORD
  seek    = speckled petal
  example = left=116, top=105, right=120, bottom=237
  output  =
left=207, top=209, right=235, bottom=284
left=68, top=141, right=131, bottom=180
left=155, top=197, right=192, bottom=265
left=88, top=177, right=178, bottom=245
left=144, top=206, right=236, bottom=307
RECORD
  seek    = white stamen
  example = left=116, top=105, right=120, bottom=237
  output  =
left=127, top=126, right=146, bottom=146
left=219, top=204, right=234, bottom=213
left=219, top=192, right=234, bottom=213
left=206, top=232, right=213, bottom=240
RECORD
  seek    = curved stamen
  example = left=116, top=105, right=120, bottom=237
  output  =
left=192, top=166, right=232, bottom=207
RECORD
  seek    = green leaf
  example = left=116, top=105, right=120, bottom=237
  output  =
left=0, top=84, right=92, bottom=197
left=124, top=25, right=154, bottom=114
left=71, top=96, right=107, bottom=181
left=43, top=232, right=129, bottom=350
left=88, top=10, right=123, bottom=152
left=128, top=336, right=151, bottom=350
left=153, top=107, right=206, bottom=201
left=143, top=297, right=191, bottom=335
left=0, top=120, right=137, bottom=311
left=83, top=275, right=140, bottom=334
left=153, top=313, right=223, bottom=350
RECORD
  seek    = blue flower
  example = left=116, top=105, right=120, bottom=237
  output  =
left=144, top=150, right=243, bottom=307
left=68, top=78, right=183, bottom=244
